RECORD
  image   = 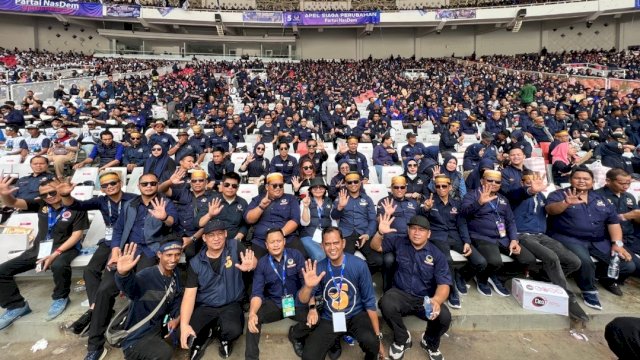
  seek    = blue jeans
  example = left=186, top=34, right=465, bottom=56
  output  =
left=300, top=236, right=325, bottom=261
left=563, top=241, right=636, bottom=292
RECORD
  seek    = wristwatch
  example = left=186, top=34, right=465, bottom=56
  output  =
left=376, top=333, right=383, bottom=340
left=308, top=304, right=316, bottom=310
left=190, top=235, right=197, bottom=243
left=613, top=240, right=624, bottom=247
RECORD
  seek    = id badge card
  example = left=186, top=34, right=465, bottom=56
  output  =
left=332, top=312, right=347, bottom=332
left=496, top=221, right=506, bottom=238
left=105, top=226, right=114, bottom=242
left=312, top=228, right=323, bottom=243
left=281, top=295, right=296, bottom=318
left=38, top=239, right=53, bottom=259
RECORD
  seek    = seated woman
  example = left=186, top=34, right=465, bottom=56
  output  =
left=328, top=159, right=350, bottom=200
left=402, top=158, right=429, bottom=201
left=144, top=144, right=176, bottom=183
left=292, top=158, right=317, bottom=195
left=48, top=128, right=79, bottom=178
left=299, top=177, right=333, bottom=261
left=239, top=142, right=270, bottom=183
left=429, top=155, right=467, bottom=200
left=551, top=142, right=591, bottom=185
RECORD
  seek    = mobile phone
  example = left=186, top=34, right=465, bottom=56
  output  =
left=187, top=334, right=196, bottom=348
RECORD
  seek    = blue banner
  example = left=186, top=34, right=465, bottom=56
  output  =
left=242, top=10, right=282, bottom=23
left=0, top=0, right=102, bottom=17
left=106, top=4, right=140, bottom=18
left=283, top=11, right=380, bottom=26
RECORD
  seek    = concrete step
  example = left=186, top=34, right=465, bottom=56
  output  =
left=2, top=277, right=640, bottom=343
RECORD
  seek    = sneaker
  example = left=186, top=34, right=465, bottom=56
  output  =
left=487, top=276, right=510, bottom=297
left=219, top=340, right=232, bottom=358
left=46, top=298, right=69, bottom=321
left=288, top=325, right=303, bottom=357
left=0, top=302, right=32, bottom=330
left=343, top=335, right=356, bottom=346
left=84, top=348, right=107, bottom=360
left=70, top=309, right=92, bottom=335
left=454, top=272, right=468, bottom=295
left=568, top=299, right=590, bottom=322
left=420, top=332, right=444, bottom=360
left=389, top=331, right=412, bottom=360
left=447, top=287, right=461, bottom=309
left=582, top=292, right=602, bottom=310
left=475, top=277, right=492, bottom=296
left=328, top=338, right=342, bottom=360
left=600, top=280, right=623, bottom=296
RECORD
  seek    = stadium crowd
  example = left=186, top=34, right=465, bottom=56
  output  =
left=0, top=52, right=639, bottom=360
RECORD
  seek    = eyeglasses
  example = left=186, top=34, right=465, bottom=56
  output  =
left=269, top=183, right=284, bottom=189
left=130, top=137, right=141, bottom=140
left=407, top=164, right=418, bottom=167
left=392, top=186, right=406, bottom=190
left=307, top=144, right=316, bottom=148
left=279, top=147, right=289, bottom=151
left=435, top=185, right=449, bottom=189
left=346, top=180, right=360, bottom=185
left=40, top=191, right=58, bottom=198
left=223, top=182, right=239, bottom=189
left=256, top=147, right=265, bottom=151
left=191, top=179, right=206, bottom=183
left=151, top=148, right=162, bottom=152
left=140, top=181, right=158, bottom=187
left=485, top=179, right=501, bottom=184
left=311, top=186, right=325, bottom=191
left=100, top=181, right=119, bottom=189
left=303, top=166, right=313, bottom=170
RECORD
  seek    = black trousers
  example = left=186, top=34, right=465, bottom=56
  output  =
left=430, top=237, right=487, bottom=282
left=190, top=301, right=244, bottom=346
left=472, top=239, right=536, bottom=282
left=344, top=234, right=383, bottom=270
left=123, top=330, right=173, bottom=360
left=245, top=299, right=313, bottom=360
left=0, top=247, right=79, bottom=310
left=302, top=311, right=380, bottom=360
left=83, top=242, right=111, bottom=306
left=605, top=317, right=640, bottom=360
left=379, top=288, right=451, bottom=350
left=87, top=253, right=157, bottom=352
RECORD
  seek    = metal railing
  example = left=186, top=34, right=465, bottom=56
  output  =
left=93, top=49, right=299, bottom=61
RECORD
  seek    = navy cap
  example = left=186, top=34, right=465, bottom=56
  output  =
left=204, top=220, right=226, bottom=234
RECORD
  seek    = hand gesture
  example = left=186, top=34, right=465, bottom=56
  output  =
left=245, top=153, right=255, bottom=164
left=0, top=176, right=18, bottom=197
left=478, top=184, right=497, bottom=205
left=148, top=197, right=168, bottom=221
left=207, top=198, right=224, bottom=217
left=291, top=176, right=302, bottom=191
left=235, top=249, right=256, bottom=272
left=432, top=165, right=441, bottom=177
left=381, top=198, right=397, bottom=216
left=423, top=193, right=435, bottom=210
left=117, top=243, right=141, bottom=275
left=259, top=195, right=272, bottom=209
left=462, top=243, right=472, bottom=257
left=302, top=259, right=326, bottom=288
left=338, top=143, right=348, bottom=154
left=53, top=177, right=76, bottom=197
left=357, top=234, right=370, bottom=248
left=170, top=168, right=186, bottom=185
left=564, top=188, right=583, bottom=205
left=529, top=172, right=546, bottom=194
left=337, top=189, right=349, bottom=209
left=378, top=213, right=397, bottom=235
left=302, top=195, right=311, bottom=207
left=317, top=140, right=325, bottom=151
left=248, top=312, right=260, bottom=334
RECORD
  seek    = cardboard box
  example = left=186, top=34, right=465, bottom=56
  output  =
left=512, top=278, right=568, bottom=316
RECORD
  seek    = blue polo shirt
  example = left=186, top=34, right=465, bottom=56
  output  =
left=245, top=193, right=301, bottom=248
left=331, top=193, right=377, bottom=239
left=148, top=132, right=176, bottom=152
left=376, top=196, right=419, bottom=241
left=269, top=155, right=299, bottom=183
left=209, top=131, right=236, bottom=152
left=66, top=192, right=138, bottom=240
left=16, top=172, right=55, bottom=200
left=128, top=200, right=179, bottom=257
left=169, top=188, right=215, bottom=237
left=460, top=189, right=518, bottom=247
left=251, top=249, right=305, bottom=308
left=424, top=196, right=471, bottom=244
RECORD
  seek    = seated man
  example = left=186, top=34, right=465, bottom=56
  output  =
left=15, top=155, right=55, bottom=200
left=180, top=220, right=257, bottom=359
left=0, top=177, right=89, bottom=330
left=114, top=241, right=183, bottom=360
left=374, top=215, right=451, bottom=360
left=73, top=130, right=124, bottom=171
left=246, top=229, right=314, bottom=360
left=122, top=130, right=149, bottom=173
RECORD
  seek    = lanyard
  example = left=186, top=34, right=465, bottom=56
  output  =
left=106, top=200, right=122, bottom=227
left=46, top=206, right=66, bottom=240
left=316, top=201, right=323, bottom=221
left=327, top=257, right=346, bottom=304
left=269, top=251, right=288, bottom=295
left=487, top=198, right=502, bottom=222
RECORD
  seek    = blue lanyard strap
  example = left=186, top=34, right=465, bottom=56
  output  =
left=327, top=257, right=346, bottom=304
left=46, top=206, right=66, bottom=240
left=269, top=251, right=288, bottom=295
left=487, top=198, right=502, bottom=221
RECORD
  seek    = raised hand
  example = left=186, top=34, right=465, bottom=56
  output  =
left=302, top=195, right=311, bottom=207
left=380, top=198, right=397, bottom=215
left=235, top=249, right=256, bottom=272
left=317, top=140, right=325, bottom=151
left=337, top=189, right=349, bottom=210
left=170, top=168, right=186, bottom=185
left=245, top=153, right=255, bottom=164
left=148, top=197, right=168, bottom=221
left=207, top=197, right=224, bottom=217
left=54, top=177, right=76, bottom=197
left=302, top=259, right=326, bottom=288
left=423, top=193, right=435, bottom=210
left=338, top=143, right=348, bottom=154
left=378, top=213, right=398, bottom=235
left=478, top=184, right=497, bottom=205
left=116, top=243, right=141, bottom=275
left=0, top=176, right=18, bottom=197
left=432, top=165, right=441, bottom=177
left=564, top=188, right=583, bottom=205
left=291, top=176, right=302, bottom=191
left=259, top=195, right=272, bottom=209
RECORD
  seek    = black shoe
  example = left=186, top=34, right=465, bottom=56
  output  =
left=69, top=309, right=92, bottom=335
left=190, top=330, right=214, bottom=360
left=568, top=299, right=590, bottom=322
left=288, top=326, right=303, bottom=357
left=600, top=280, right=623, bottom=296
left=328, top=338, right=342, bottom=360
left=218, top=340, right=232, bottom=359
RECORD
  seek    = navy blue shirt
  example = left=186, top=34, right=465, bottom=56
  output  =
left=269, top=155, right=299, bottom=182
left=251, top=249, right=305, bottom=308
left=66, top=192, right=138, bottom=242
left=460, top=189, right=518, bottom=247
left=148, top=132, right=176, bottom=152
left=16, top=172, right=55, bottom=200
left=122, top=145, right=149, bottom=167
left=424, top=196, right=471, bottom=244
left=596, top=187, right=637, bottom=240
left=245, top=194, right=301, bottom=247
left=331, top=193, right=377, bottom=239
left=169, top=188, right=215, bottom=237
left=376, top=196, right=419, bottom=241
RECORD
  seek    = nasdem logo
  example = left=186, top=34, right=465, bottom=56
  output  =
left=532, top=297, right=547, bottom=307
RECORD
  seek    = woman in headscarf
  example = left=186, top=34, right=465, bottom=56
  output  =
left=239, top=142, right=270, bottom=181
left=419, top=145, right=440, bottom=180
left=465, top=158, right=496, bottom=191
left=329, top=158, right=351, bottom=200
left=429, top=154, right=467, bottom=199
left=463, top=143, right=484, bottom=171
left=551, top=142, right=591, bottom=185
left=402, top=158, right=429, bottom=201
left=144, top=143, right=176, bottom=183
left=48, top=128, right=79, bottom=179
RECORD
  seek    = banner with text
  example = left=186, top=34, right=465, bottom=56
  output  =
left=106, top=4, right=140, bottom=18
left=435, top=9, right=476, bottom=19
left=242, top=11, right=283, bottom=23
left=283, top=11, right=380, bottom=26
left=0, top=0, right=103, bottom=17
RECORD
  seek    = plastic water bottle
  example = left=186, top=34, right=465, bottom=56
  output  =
left=608, top=252, right=620, bottom=279
left=423, top=296, right=432, bottom=318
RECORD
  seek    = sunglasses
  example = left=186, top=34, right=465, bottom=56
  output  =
left=140, top=181, right=158, bottom=187
left=151, top=148, right=162, bottom=151
left=279, top=147, right=289, bottom=151
left=100, top=181, right=119, bottom=189
left=435, top=185, right=449, bottom=189
left=256, top=147, right=265, bottom=151
left=407, top=164, right=418, bottom=167
left=303, top=166, right=313, bottom=170
left=270, top=183, right=284, bottom=189
left=392, top=186, right=406, bottom=190
left=346, top=180, right=360, bottom=185
left=311, top=186, right=325, bottom=190
left=223, top=182, right=239, bottom=189
left=308, top=144, right=316, bottom=148
left=191, top=179, right=206, bottom=183
left=485, top=179, right=501, bottom=184
left=130, top=137, right=141, bottom=140
left=40, top=191, right=58, bottom=198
